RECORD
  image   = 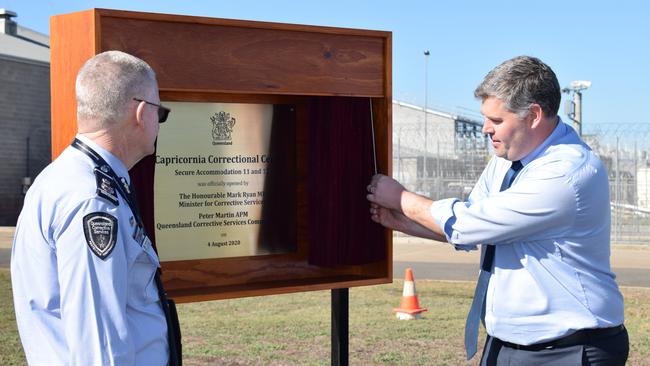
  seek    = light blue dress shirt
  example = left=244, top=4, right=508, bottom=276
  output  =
left=431, top=120, right=625, bottom=345
left=11, top=135, right=168, bottom=365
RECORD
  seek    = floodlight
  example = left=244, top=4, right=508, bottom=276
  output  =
left=568, top=80, right=592, bottom=91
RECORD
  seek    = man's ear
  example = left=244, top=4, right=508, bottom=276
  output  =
left=134, top=100, right=147, bottom=129
left=529, top=104, right=544, bottom=128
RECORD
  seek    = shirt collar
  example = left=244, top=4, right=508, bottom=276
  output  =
left=519, top=117, right=569, bottom=167
left=75, top=134, right=131, bottom=183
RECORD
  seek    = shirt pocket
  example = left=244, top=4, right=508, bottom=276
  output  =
left=127, top=237, right=159, bottom=306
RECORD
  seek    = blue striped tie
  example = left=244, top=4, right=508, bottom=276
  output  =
left=464, top=160, right=523, bottom=359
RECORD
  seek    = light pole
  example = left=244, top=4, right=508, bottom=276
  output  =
left=562, top=80, right=591, bottom=136
left=423, top=50, right=430, bottom=183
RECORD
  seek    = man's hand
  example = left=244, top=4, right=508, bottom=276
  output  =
left=366, top=174, right=406, bottom=212
left=366, top=174, right=447, bottom=241
left=369, top=202, right=408, bottom=231
left=369, top=202, right=447, bottom=241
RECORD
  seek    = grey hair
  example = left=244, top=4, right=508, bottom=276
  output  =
left=76, top=50, right=157, bottom=127
left=474, top=56, right=561, bottom=118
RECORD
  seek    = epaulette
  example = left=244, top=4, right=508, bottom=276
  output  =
left=94, top=166, right=119, bottom=206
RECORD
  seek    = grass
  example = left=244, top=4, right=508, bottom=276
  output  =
left=0, top=269, right=25, bottom=366
left=179, top=281, right=476, bottom=366
left=2, top=268, right=649, bottom=365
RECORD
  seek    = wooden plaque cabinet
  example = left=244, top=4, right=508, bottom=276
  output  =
left=50, top=8, right=392, bottom=303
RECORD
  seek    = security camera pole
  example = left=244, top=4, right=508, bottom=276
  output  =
left=423, top=50, right=430, bottom=184
left=562, top=80, right=591, bottom=136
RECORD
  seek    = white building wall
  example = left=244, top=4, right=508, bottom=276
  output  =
left=637, top=167, right=650, bottom=208
left=392, top=101, right=457, bottom=158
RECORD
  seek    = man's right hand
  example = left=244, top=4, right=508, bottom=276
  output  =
left=366, top=174, right=406, bottom=212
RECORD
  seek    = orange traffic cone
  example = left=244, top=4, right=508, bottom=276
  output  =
left=393, top=267, right=427, bottom=320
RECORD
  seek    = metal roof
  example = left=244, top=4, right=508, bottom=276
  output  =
left=392, top=100, right=482, bottom=125
left=0, top=9, right=49, bottom=64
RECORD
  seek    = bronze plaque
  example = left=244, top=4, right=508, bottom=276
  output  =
left=154, top=102, right=295, bottom=261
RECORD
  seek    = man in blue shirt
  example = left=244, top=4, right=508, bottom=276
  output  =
left=12, top=51, right=177, bottom=365
left=367, top=56, right=628, bottom=365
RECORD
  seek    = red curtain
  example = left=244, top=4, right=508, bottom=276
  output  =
left=308, top=96, right=386, bottom=266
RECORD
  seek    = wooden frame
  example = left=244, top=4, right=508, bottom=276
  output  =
left=50, top=8, right=392, bottom=303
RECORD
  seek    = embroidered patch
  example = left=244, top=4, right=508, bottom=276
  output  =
left=94, top=168, right=119, bottom=206
left=83, top=212, right=118, bottom=259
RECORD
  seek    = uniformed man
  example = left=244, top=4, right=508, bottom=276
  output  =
left=11, top=50, right=179, bottom=365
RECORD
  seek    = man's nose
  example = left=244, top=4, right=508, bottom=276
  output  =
left=482, top=119, right=492, bottom=134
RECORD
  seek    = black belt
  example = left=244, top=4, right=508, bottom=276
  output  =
left=501, top=325, right=625, bottom=351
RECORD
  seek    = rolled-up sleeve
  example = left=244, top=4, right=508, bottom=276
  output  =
left=429, top=152, right=580, bottom=250
left=431, top=199, right=481, bottom=251
left=435, top=163, right=577, bottom=248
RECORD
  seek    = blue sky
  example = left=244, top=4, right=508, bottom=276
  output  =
left=4, top=0, right=649, bottom=129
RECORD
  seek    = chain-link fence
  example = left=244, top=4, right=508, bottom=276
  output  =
left=586, top=123, right=650, bottom=244
left=393, top=119, right=650, bottom=245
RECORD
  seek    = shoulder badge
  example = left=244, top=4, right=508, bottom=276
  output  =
left=83, top=212, right=118, bottom=260
left=94, top=167, right=119, bottom=206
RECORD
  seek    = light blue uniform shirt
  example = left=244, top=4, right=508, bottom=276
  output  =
left=431, top=120, right=625, bottom=345
left=11, top=135, right=168, bottom=365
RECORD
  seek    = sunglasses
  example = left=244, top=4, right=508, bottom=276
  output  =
left=133, top=98, right=171, bottom=123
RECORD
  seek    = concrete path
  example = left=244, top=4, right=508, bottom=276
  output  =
left=0, top=227, right=12, bottom=269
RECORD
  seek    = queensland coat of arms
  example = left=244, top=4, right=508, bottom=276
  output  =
left=211, top=111, right=236, bottom=145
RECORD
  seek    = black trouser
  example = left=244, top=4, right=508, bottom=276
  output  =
left=480, top=326, right=629, bottom=366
